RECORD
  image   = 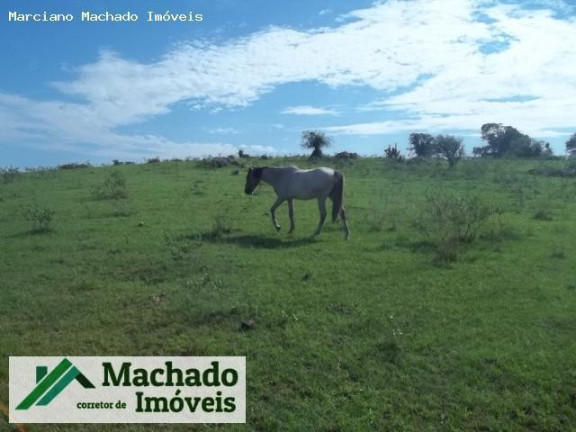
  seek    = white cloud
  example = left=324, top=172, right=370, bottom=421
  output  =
left=0, top=93, right=238, bottom=160
left=329, top=1, right=576, bottom=138
left=281, top=105, right=339, bottom=116
left=206, top=127, right=241, bottom=135
left=2, top=0, right=576, bottom=160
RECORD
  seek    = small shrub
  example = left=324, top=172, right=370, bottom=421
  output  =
left=111, top=200, right=136, bottom=217
left=367, top=209, right=385, bottom=232
left=92, top=171, right=128, bottom=200
left=529, top=162, right=576, bottom=178
left=384, top=144, right=403, bottom=161
left=0, top=166, right=20, bottom=183
left=146, top=157, right=161, bottom=164
left=480, top=215, right=519, bottom=243
left=550, top=250, right=566, bottom=259
left=24, top=205, right=55, bottom=233
left=533, top=209, right=553, bottom=221
left=417, top=192, right=495, bottom=263
left=58, top=162, right=91, bottom=170
left=209, top=215, right=233, bottom=238
left=334, top=151, right=359, bottom=160
left=199, top=156, right=238, bottom=168
left=532, top=199, right=554, bottom=221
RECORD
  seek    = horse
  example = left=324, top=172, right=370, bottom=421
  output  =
left=245, top=166, right=350, bottom=240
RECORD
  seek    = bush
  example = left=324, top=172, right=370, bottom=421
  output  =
left=384, top=144, right=403, bottom=161
left=529, top=161, right=576, bottom=178
left=209, top=215, right=233, bottom=239
left=92, top=171, right=128, bottom=200
left=24, top=205, right=55, bottom=233
left=58, top=162, right=91, bottom=170
left=334, top=151, right=359, bottom=160
left=111, top=200, right=136, bottom=217
left=199, top=156, right=238, bottom=168
left=417, top=192, right=495, bottom=263
left=0, top=166, right=20, bottom=183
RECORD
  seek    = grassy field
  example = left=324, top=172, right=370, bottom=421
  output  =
left=1, top=157, right=576, bottom=431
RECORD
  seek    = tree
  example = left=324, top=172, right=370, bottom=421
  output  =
left=435, top=135, right=464, bottom=168
left=566, top=133, right=576, bottom=157
left=409, top=133, right=436, bottom=158
left=542, top=142, right=553, bottom=158
left=473, top=123, right=545, bottom=158
left=301, top=130, right=332, bottom=159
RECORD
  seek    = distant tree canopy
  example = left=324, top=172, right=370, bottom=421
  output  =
left=409, top=133, right=437, bottom=158
left=566, top=133, right=576, bottom=157
left=435, top=135, right=465, bottom=168
left=407, top=133, right=465, bottom=167
left=301, top=130, right=332, bottom=158
left=473, top=123, right=550, bottom=158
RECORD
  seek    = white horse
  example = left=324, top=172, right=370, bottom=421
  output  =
left=245, top=166, right=350, bottom=239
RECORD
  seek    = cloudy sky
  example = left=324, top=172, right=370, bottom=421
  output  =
left=1, top=0, right=575, bottom=167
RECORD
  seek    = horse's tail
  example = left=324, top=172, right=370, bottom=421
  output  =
left=331, top=171, right=344, bottom=223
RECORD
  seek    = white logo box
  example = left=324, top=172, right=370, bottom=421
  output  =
left=9, top=356, right=245, bottom=423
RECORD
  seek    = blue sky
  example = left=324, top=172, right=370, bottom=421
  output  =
left=1, top=0, right=576, bottom=167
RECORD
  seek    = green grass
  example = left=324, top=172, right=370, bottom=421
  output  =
left=1, top=157, right=576, bottom=431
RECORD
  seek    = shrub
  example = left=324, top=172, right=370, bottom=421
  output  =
left=111, top=200, right=136, bottom=217
left=24, top=205, right=55, bottom=233
left=199, top=156, right=238, bottom=168
left=417, top=192, right=495, bottom=263
left=58, top=162, right=91, bottom=170
left=533, top=207, right=553, bottom=221
left=209, top=215, right=233, bottom=238
left=0, top=166, right=20, bottom=183
left=529, top=161, right=576, bottom=178
left=92, top=171, right=128, bottom=200
left=334, top=151, right=359, bottom=160
left=384, top=144, right=403, bottom=161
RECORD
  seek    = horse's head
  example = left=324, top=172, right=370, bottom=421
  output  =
left=245, top=167, right=263, bottom=195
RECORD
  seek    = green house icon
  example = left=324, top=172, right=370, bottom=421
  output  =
left=17, top=358, right=95, bottom=410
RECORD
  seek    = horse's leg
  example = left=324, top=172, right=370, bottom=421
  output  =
left=312, top=198, right=327, bottom=237
left=270, top=197, right=285, bottom=232
left=340, top=207, right=351, bottom=240
left=287, top=198, right=295, bottom=233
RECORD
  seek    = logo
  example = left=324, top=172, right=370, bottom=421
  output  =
left=16, top=358, right=95, bottom=410
left=10, top=356, right=245, bottom=424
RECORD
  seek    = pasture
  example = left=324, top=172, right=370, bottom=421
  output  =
left=1, top=157, right=576, bottom=431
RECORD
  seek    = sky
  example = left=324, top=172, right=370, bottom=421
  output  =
left=1, top=0, right=576, bottom=167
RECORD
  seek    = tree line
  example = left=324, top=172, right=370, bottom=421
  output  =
left=300, top=124, right=575, bottom=166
